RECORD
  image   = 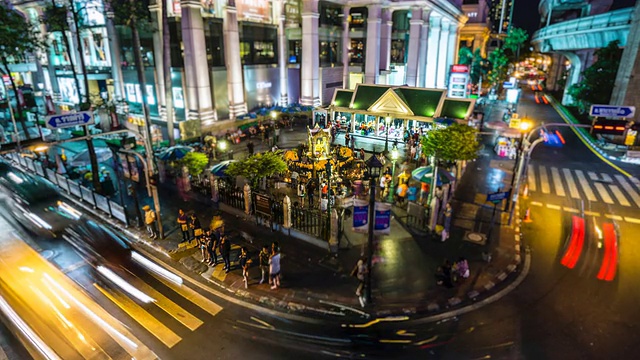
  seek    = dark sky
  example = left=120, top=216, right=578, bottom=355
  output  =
left=512, top=0, right=637, bottom=35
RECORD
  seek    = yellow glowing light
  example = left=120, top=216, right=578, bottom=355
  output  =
left=520, top=121, right=531, bottom=132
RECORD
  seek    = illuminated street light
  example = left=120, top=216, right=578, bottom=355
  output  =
left=388, top=145, right=399, bottom=203
left=218, top=140, right=228, bottom=151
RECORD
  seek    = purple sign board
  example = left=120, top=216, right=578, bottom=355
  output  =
left=352, top=200, right=369, bottom=233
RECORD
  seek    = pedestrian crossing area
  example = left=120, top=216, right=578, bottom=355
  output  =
left=527, top=165, right=640, bottom=208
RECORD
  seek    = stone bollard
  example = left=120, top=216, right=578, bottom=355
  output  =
left=283, top=195, right=292, bottom=229
left=243, top=183, right=252, bottom=215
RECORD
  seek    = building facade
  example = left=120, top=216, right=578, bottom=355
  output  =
left=5, top=0, right=467, bottom=133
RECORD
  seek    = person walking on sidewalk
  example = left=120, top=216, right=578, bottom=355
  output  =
left=177, top=209, right=189, bottom=242
left=259, top=245, right=270, bottom=284
left=189, top=213, right=202, bottom=241
left=442, top=203, right=452, bottom=241
left=351, top=257, right=368, bottom=307
left=220, top=235, right=231, bottom=273
left=143, top=205, right=157, bottom=239
left=269, top=246, right=281, bottom=289
left=238, top=247, right=252, bottom=289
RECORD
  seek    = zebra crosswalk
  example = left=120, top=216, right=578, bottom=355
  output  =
left=527, top=165, right=640, bottom=208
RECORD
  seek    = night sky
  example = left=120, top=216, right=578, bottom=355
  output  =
left=512, top=0, right=638, bottom=35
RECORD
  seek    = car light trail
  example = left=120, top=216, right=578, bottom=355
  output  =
left=96, top=266, right=155, bottom=304
left=24, top=212, right=52, bottom=230
left=561, top=216, right=585, bottom=269
left=57, top=201, right=83, bottom=220
left=132, top=251, right=183, bottom=285
left=597, top=223, right=618, bottom=281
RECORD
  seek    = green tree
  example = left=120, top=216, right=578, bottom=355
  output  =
left=0, top=1, right=42, bottom=139
left=459, top=47, right=490, bottom=85
left=420, top=123, right=480, bottom=163
left=225, top=152, right=288, bottom=188
left=504, top=27, right=529, bottom=59
left=487, top=48, right=509, bottom=87
left=458, top=47, right=473, bottom=66
left=180, top=152, right=209, bottom=177
left=567, top=40, right=622, bottom=114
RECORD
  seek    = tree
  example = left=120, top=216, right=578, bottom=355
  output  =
left=459, top=47, right=489, bottom=85
left=487, top=48, right=509, bottom=88
left=225, top=152, right=288, bottom=188
left=504, top=27, right=529, bottom=60
left=420, top=123, right=480, bottom=164
left=567, top=40, right=622, bottom=114
left=458, top=47, right=473, bottom=66
left=0, top=1, right=42, bottom=139
left=180, top=152, right=208, bottom=177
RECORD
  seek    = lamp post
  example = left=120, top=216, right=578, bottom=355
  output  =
left=387, top=145, right=399, bottom=203
left=218, top=139, right=231, bottom=160
left=510, top=120, right=531, bottom=188
left=325, top=161, right=332, bottom=241
left=384, top=116, right=391, bottom=153
left=365, top=153, right=383, bottom=305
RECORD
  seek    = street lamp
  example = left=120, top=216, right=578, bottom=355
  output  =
left=384, top=116, right=391, bottom=153
left=364, top=153, right=383, bottom=305
left=387, top=145, right=399, bottom=203
left=510, top=120, right=531, bottom=188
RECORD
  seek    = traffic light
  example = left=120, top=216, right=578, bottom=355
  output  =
left=592, top=120, right=628, bottom=136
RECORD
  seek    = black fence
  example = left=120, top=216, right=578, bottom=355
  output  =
left=405, top=213, right=429, bottom=232
left=218, top=186, right=245, bottom=211
left=291, top=207, right=327, bottom=238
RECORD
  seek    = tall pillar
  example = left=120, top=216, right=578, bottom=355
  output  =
left=276, top=0, right=288, bottom=106
left=561, top=52, right=582, bottom=105
left=364, top=5, right=381, bottom=84
left=105, top=5, right=124, bottom=102
left=181, top=0, right=216, bottom=122
left=436, top=20, right=451, bottom=89
left=425, top=15, right=441, bottom=88
left=301, top=0, right=320, bottom=106
left=546, top=53, right=564, bottom=92
left=447, top=23, right=460, bottom=72
left=611, top=0, right=640, bottom=107
left=417, top=9, right=430, bottom=87
left=149, top=4, right=165, bottom=115
left=224, top=1, right=247, bottom=118
left=405, top=7, right=423, bottom=87
left=379, top=8, right=393, bottom=74
left=342, top=5, right=350, bottom=89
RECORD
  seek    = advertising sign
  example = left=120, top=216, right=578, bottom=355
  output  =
left=285, top=0, right=301, bottom=26
left=448, top=65, right=469, bottom=99
left=352, top=199, right=369, bottom=233
left=237, top=0, right=271, bottom=23
left=374, top=202, right=392, bottom=235
left=254, top=193, right=271, bottom=216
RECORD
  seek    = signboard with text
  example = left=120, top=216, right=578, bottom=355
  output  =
left=237, top=0, right=271, bottom=23
left=46, top=111, right=94, bottom=129
left=352, top=199, right=369, bottom=233
left=590, top=104, right=635, bottom=118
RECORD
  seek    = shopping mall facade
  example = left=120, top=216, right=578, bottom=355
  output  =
left=5, top=0, right=470, bottom=132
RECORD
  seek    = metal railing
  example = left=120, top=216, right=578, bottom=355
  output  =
left=291, top=207, right=327, bottom=238
left=218, top=186, right=245, bottom=211
left=533, top=8, right=633, bottom=41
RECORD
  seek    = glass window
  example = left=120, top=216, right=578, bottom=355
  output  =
left=349, top=39, right=365, bottom=65
left=319, top=41, right=339, bottom=66
left=392, top=10, right=410, bottom=32
left=349, top=7, right=367, bottom=29
left=390, top=40, right=406, bottom=64
left=319, top=2, right=342, bottom=27
left=117, top=26, right=155, bottom=67
left=288, top=40, right=301, bottom=63
left=169, top=18, right=183, bottom=68
left=239, top=23, right=277, bottom=65
left=205, top=19, right=224, bottom=67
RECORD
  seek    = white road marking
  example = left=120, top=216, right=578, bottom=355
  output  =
left=546, top=204, right=561, bottom=210
left=584, top=211, right=600, bottom=217
left=530, top=201, right=543, bottom=206
left=562, top=168, right=581, bottom=199
left=588, top=171, right=599, bottom=181
left=605, top=214, right=623, bottom=221
left=608, top=185, right=631, bottom=207
left=624, top=217, right=640, bottom=224
left=539, top=166, right=551, bottom=194
left=550, top=167, right=566, bottom=197
left=593, top=182, right=614, bottom=204
left=615, top=175, right=640, bottom=207
left=527, top=164, right=537, bottom=192
left=575, top=170, right=597, bottom=202
left=563, top=207, right=580, bottom=213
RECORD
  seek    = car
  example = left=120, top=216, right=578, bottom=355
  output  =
left=62, top=220, right=132, bottom=267
left=0, top=162, right=70, bottom=237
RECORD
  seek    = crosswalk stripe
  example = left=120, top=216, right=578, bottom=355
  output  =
left=575, top=170, right=597, bottom=202
left=562, top=168, right=581, bottom=199
left=615, top=175, right=640, bottom=207
left=588, top=174, right=614, bottom=204
left=601, top=173, right=613, bottom=183
left=94, top=283, right=182, bottom=348
left=152, top=275, right=223, bottom=318
left=132, top=278, right=204, bottom=331
left=539, top=166, right=551, bottom=194
left=527, top=165, right=537, bottom=191
left=608, top=185, right=631, bottom=207
left=550, top=167, right=566, bottom=197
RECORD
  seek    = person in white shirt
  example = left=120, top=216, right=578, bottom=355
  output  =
left=269, top=248, right=281, bottom=289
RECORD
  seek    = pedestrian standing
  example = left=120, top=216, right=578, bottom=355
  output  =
left=274, top=126, right=281, bottom=145
left=247, top=140, right=254, bottom=155
left=177, top=209, right=189, bottom=242
left=269, top=246, right=281, bottom=290
left=259, top=245, right=270, bottom=284
left=297, top=181, right=305, bottom=207
left=306, top=180, right=315, bottom=208
left=189, top=213, right=202, bottom=241
left=205, top=229, right=217, bottom=265
left=351, top=257, right=368, bottom=307
left=238, top=247, right=252, bottom=289
left=220, top=235, right=231, bottom=272
left=199, top=232, right=209, bottom=263
left=143, top=205, right=157, bottom=239
left=344, top=132, right=351, bottom=147
left=442, top=203, right=452, bottom=241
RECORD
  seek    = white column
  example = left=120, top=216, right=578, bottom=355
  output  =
left=301, top=0, right=320, bottom=106
left=149, top=5, right=165, bottom=116
left=417, top=9, right=430, bottom=87
left=364, top=5, right=381, bottom=84
left=379, top=8, right=393, bottom=74
left=181, top=0, right=216, bottom=122
left=447, top=23, right=460, bottom=71
left=276, top=0, right=288, bottom=106
left=224, top=1, right=248, bottom=118
left=425, top=15, right=441, bottom=88
left=342, top=5, right=350, bottom=89
left=436, top=20, right=451, bottom=89
left=405, top=7, right=423, bottom=87
left=105, top=6, right=124, bottom=102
